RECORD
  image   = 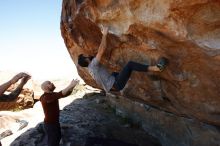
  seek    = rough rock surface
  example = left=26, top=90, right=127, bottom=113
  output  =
left=61, top=0, right=220, bottom=126
left=5, top=85, right=161, bottom=146
left=107, top=93, right=220, bottom=146
left=2, top=85, right=219, bottom=146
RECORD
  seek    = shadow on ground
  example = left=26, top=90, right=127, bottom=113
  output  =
left=10, top=93, right=161, bottom=146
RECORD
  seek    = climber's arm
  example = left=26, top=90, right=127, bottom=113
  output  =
left=96, top=27, right=108, bottom=62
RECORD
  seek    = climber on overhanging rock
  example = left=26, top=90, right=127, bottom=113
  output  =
left=78, top=27, right=168, bottom=93
left=0, top=72, right=31, bottom=102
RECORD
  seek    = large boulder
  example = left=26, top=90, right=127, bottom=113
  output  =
left=60, top=0, right=220, bottom=126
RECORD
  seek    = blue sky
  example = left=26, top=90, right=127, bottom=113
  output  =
left=0, top=0, right=79, bottom=80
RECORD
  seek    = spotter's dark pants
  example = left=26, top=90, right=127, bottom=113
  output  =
left=44, top=123, right=61, bottom=146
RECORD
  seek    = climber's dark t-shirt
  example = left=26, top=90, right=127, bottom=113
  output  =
left=40, top=91, right=64, bottom=124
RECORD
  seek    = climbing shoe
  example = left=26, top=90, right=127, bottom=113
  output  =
left=157, top=57, right=169, bottom=71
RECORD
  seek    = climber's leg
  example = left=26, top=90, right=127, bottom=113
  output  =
left=113, top=61, right=149, bottom=91
left=112, top=58, right=168, bottom=91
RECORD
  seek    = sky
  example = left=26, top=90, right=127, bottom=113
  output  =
left=0, top=0, right=79, bottom=80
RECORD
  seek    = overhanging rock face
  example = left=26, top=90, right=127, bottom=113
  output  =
left=60, top=0, right=220, bottom=127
